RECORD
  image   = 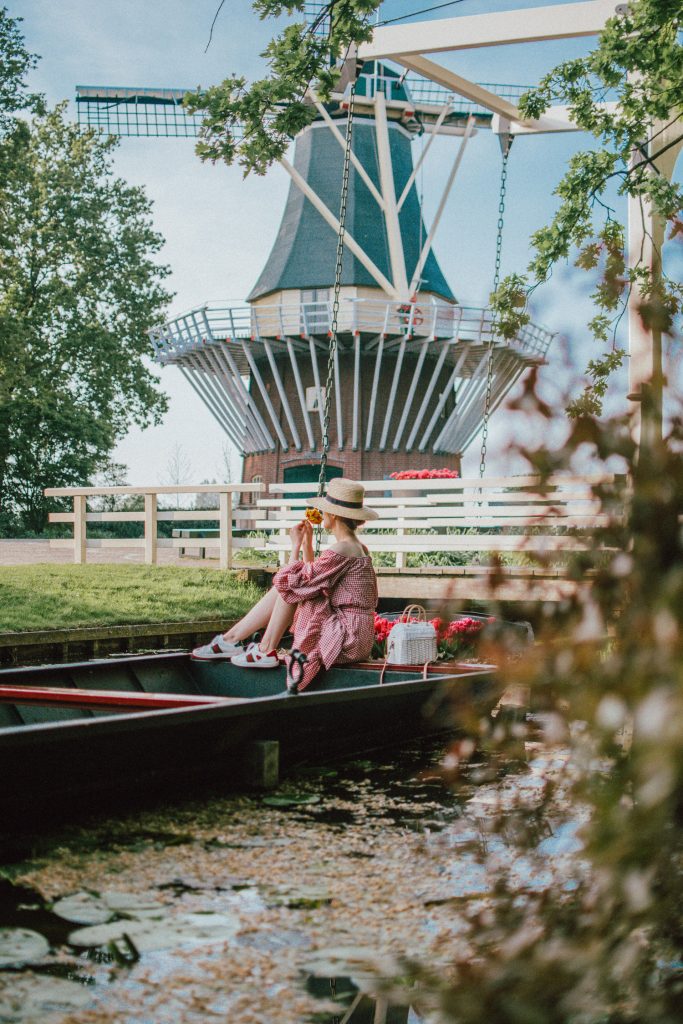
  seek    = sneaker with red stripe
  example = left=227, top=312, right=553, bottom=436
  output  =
left=191, top=635, right=244, bottom=661
left=230, top=647, right=280, bottom=669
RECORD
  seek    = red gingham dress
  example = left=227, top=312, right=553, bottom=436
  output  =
left=273, top=550, right=378, bottom=690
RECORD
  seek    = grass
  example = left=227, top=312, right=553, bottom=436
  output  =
left=0, top=565, right=264, bottom=633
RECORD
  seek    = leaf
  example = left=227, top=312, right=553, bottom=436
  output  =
left=0, top=974, right=91, bottom=1019
left=67, top=911, right=240, bottom=952
left=51, top=892, right=114, bottom=926
left=0, top=927, right=49, bottom=968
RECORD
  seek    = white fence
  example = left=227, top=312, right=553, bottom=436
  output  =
left=44, top=484, right=264, bottom=569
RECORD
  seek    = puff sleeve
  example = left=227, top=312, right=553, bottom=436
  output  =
left=273, top=550, right=353, bottom=604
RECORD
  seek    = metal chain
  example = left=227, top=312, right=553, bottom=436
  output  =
left=329, top=977, right=340, bottom=1024
left=479, top=140, right=512, bottom=479
left=315, top=77, right=357, bottom=554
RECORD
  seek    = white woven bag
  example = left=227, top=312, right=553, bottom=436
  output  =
left=386, top=604, right=438, bottom=665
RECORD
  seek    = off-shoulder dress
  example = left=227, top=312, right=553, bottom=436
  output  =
left=273, top=548, right=378, bottom=690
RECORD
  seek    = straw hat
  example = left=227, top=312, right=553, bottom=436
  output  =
left=307, top=478, right=378, bottom=521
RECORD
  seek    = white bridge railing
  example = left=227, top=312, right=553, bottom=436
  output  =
left=44, top=484, right=264, bottom=569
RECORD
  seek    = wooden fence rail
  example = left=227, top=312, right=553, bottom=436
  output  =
left=44, top=484, right=264, bottom=569
left=44, top=475, right=626, bottom=601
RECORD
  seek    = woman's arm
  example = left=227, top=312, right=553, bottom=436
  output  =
left=288, top=520, right=314, bottom=563
left=301, top=520, right=315, bottom=563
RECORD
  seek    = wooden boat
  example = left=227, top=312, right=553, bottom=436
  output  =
left=0, top=652, right=497, bottom=825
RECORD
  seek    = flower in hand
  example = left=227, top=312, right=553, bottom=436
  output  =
left=305, top=506, right=323, bottom=525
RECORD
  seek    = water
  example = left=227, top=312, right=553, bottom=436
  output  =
left=0, top=737, right=578, bottom=1023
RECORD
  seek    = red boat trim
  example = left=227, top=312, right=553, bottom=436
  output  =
left=0, top=686, right=243, bottom=710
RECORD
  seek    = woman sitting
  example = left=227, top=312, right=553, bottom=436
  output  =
left=191, top=478, right=379, bottom=691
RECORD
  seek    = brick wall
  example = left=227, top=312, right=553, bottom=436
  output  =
left=243, top=345, right=462, bottom=486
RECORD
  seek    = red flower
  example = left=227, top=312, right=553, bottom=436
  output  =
left=389, top=469, right=459, bottom=480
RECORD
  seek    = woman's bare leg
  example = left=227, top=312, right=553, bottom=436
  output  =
left=222, top=587, right=279, bottom=643
left=260, top=593, right=296, bottom=652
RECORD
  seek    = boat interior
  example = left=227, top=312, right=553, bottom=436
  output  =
left=0, top=653, right=488, bottom=729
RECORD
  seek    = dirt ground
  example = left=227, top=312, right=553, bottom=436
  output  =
left=0, top=540, right=217, bottom=568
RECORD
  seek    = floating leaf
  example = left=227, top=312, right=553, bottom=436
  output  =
left=0, top=974, right=91, bottom=1019
left=101, top=892, right=166, bottom=919
left=0, top=928, right=49, bottom=968
left=68, top=911, right=240, bottom=953
left=51, top=892, right=113, bottom=926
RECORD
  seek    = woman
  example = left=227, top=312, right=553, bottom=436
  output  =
left=191, top=478, right=379, bottom=691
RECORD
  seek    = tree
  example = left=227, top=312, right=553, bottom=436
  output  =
left=219, top=440, right=236, bottom=484
left=164, top=442, right=192, bottom=508
left=184, top=0, right=376, bottom=175
left=0, top=6, right=39, bottom=136
left=0, top=9, right=172, bottom=532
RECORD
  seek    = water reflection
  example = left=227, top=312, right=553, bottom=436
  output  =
left=0, top=737, right=576, bottom=1022
left=306, top=975, right=421, bottom=1023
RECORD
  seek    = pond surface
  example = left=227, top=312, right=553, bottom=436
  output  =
left=0, top=737, right=579, bottom=1023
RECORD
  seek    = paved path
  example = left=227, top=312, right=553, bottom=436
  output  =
left=0, top=539, right=215, bottom=568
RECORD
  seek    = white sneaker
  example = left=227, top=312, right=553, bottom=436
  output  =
left=191, top=635, right=244, bottom=660
left=231, top=646, right=280, bottom=669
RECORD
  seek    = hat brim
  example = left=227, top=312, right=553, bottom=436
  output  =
left=307, top=496, right=378, bottom=521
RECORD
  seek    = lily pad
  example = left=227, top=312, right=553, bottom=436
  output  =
left=52, top=890, right=165, bottom=926
left=51, top=892, right=113, bottom=926
left=0, top=973, right=91, bottom=1020
left=68, top=911, right=240, bottom=953
left=262, top=794, right=321, bottom=808
left=304, top=945, right=394, bottom=983
left=0, top=928, right=49, bottom=968
left=101, top=892, right=166, bottom=918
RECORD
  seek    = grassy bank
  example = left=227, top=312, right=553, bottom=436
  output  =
left=0, top=565, right=263, bottom=633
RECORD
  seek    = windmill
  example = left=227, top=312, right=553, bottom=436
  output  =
left=76, top=27, right=553, bottom=489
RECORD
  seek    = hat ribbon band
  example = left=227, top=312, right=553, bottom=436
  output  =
left=325, top=495, right=364, bottom=510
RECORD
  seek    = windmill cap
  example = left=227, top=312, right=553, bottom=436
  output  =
left=307, top=478, right=378, bottom=521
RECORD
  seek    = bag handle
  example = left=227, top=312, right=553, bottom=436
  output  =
left=401, top=603, right=427, bottom=622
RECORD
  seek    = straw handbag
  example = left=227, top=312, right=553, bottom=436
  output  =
left=386, top=604, right=438, bottom=665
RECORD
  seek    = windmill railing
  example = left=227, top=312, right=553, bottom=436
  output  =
left=151, top=299, right=553, bottom=363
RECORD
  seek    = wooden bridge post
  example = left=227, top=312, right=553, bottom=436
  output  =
left=73, top=494, right=87, bottom=564
left=396, top=504, right=406, bottom=569
left=144, top=493, right=158, bottom=565
left=219, top=490, right=233, bottom=570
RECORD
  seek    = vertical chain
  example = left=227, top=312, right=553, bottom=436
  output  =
left=315, top=77, right=357, bottom=554
left=330, top=977, right=340, bottom=1024
left=479, top=141, right=512, bottom=479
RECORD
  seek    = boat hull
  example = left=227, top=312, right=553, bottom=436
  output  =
left=0, top=654, right=497, bottom=826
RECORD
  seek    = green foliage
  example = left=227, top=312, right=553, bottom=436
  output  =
left=0, top=11, right=172, bottom=532
left=0, top=564, right=262, bottom=632
left=510, top=0, right=683, bottom=413
left=385, top=383, right=683, bottom=1021
left=184, top=1, right=377, bottom=175
left=0, top=6, right=39, bottom=136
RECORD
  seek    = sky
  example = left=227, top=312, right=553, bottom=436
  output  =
left=12, top=0, right=683, bottom=484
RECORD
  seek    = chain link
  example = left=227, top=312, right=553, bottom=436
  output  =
left=315, top=78, right=357, bottom=554
left=479, top=140, right=512, bottom=479
left=329, top=977, right=340, bottom=1024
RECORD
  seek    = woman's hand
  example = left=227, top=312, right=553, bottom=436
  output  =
left=289, top=520, right=306, bottom=546
left=290, top=519, right=315, bottom=562
left=301, top=519, right=315, bottom=561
